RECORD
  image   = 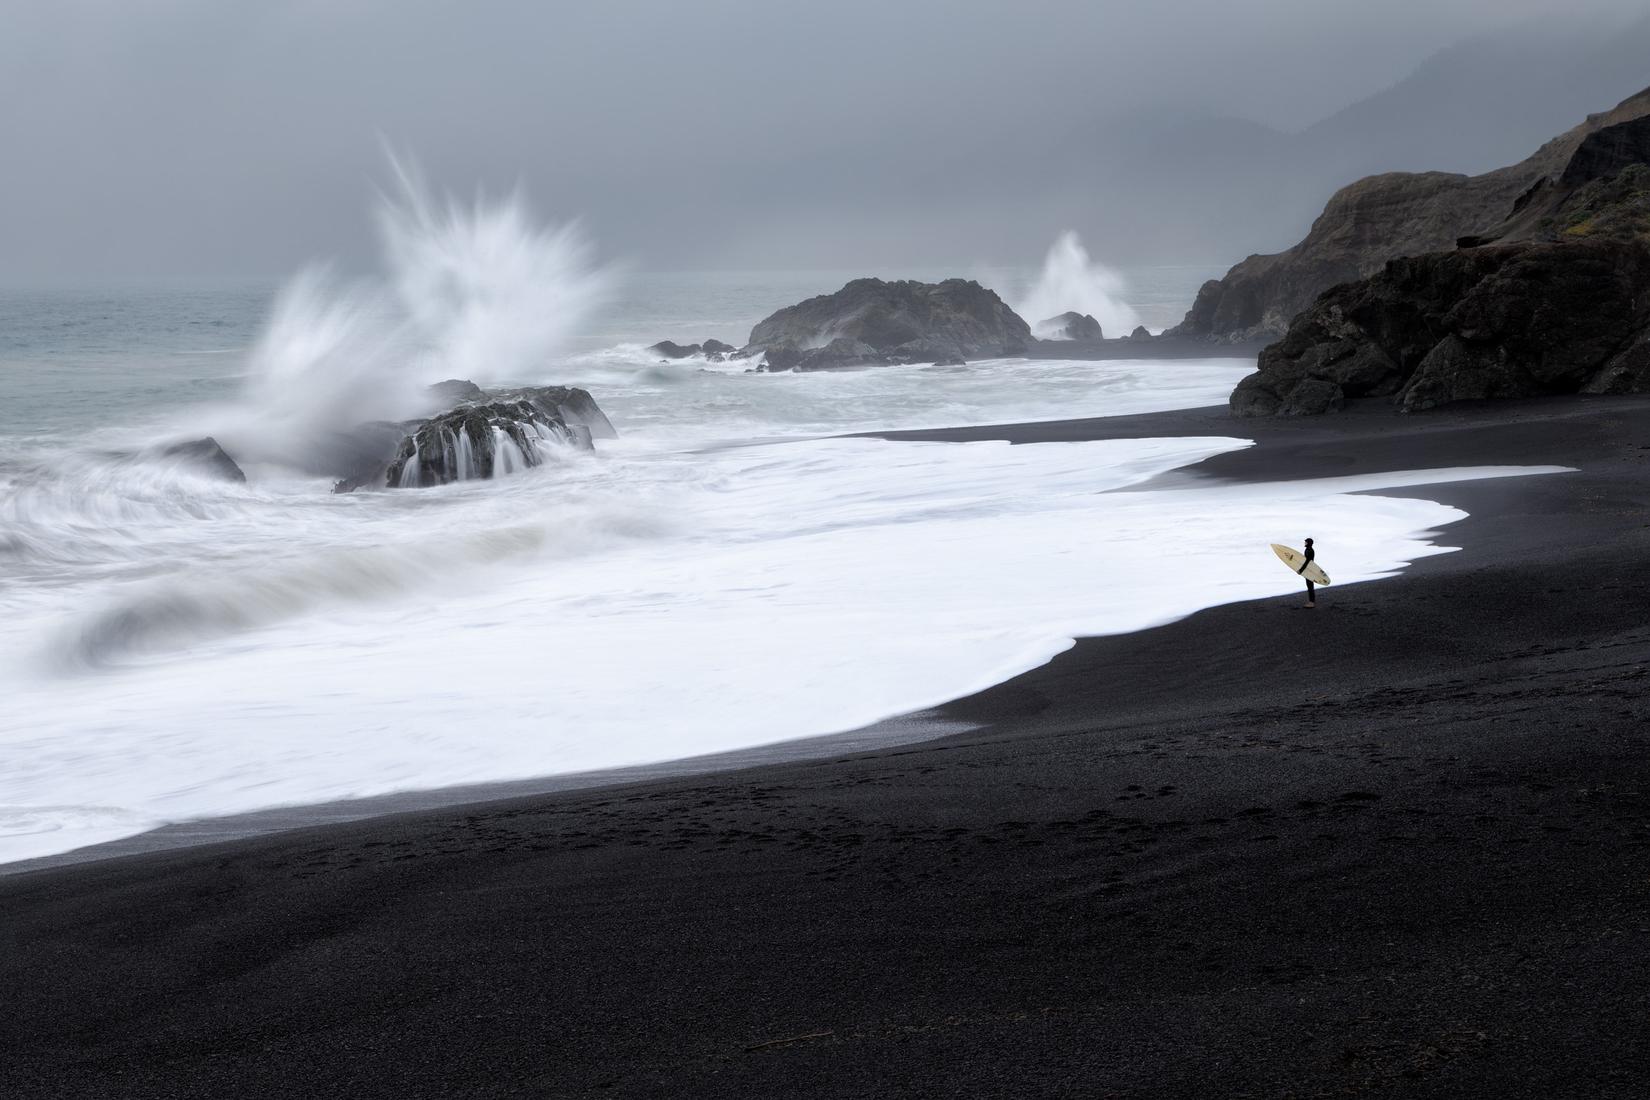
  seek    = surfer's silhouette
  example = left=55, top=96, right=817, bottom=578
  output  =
left=1299, top=537, right=1317, bottom=608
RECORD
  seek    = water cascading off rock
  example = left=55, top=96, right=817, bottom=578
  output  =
left=373, top=385, right=615, bottom=489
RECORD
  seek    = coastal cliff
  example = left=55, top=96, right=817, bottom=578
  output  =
left=1174, top=86, right=1650, bottom=344
left=1230, top=99, right=1650, bottom=416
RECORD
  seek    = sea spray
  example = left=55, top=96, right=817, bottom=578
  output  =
left=210, top=157, right=613, bottom=475
left=1017, top=232, right=1143, bottom=338
left=378, top=156, right=612, bottom=389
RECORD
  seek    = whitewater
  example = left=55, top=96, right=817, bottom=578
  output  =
left=0, top=188, right=1565, bottom=865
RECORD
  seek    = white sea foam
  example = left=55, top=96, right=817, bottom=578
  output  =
left=0, top=412, right=1568, bottom=862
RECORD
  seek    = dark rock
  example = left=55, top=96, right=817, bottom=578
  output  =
left=793, top=338, right=884, bottom=372
left=886, top=337, right=968, bottom=366
left=758, top=345, right=805, bottom=372
left=1176, top=86, right=1650, bottom=342
left=158, top=437, right=246, bottom=483
left=1559, top=114, right=1650, bottom=187
left=1468, top=123, right=1650, bottom=246
left=328, top=422, right=417, bottom=493
left=381, top=386, right=613, bottom=488
left=647, top=338, right=737, bottom=361
left=743, top=278, right=1031, bottom=362
left=1036, top=312, right=1103, bottom=342
left=1231, top=235, right=1650, bottom=416
left=333, top=386, right=615, bottom=490
left=1129, top=326, right=1152, bottom=340
left=647, top=340, right=701, bottom=360
left=428, top=379, right=484, bottom=403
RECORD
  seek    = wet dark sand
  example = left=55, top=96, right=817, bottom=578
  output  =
left=6, top=396, right=1650, bottom=1098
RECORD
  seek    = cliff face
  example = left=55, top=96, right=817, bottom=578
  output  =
left=1173, top=87, right=1650, bottom=343
left=1229, top=237, right=1650, bottom=416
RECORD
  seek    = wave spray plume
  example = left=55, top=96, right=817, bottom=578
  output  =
left=213, top=155, right=613, bottom=474
left=1018, top=231, right=1142, bottom=338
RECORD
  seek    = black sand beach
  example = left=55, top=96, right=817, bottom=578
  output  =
left=6, top=396, right=1650, bottom=1098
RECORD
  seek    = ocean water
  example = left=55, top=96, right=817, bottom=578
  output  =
left=0, top=198, right=1565, bottom=864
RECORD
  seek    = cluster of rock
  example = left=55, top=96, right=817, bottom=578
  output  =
left=647, top=339, right=736, bottom=362
left=1231, top=100, right=1650, bottom=417
left=1175, top=86, right=1650, bottom=345
left=154, top=382, right=617, bottom=490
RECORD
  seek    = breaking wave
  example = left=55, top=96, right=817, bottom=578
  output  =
left=207, top=155, right=613, bottom=474
left=1017, top=231, right=1143, bottom=338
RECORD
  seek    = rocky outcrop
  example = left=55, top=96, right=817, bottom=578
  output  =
left=334, top=384, right=616, bottom=491
left=1230, top=236, right=1650, bottom=416
left=647, top=338, right=737, bottom=361
left=382, top=386, right=615, bottom=488
left=1035, top=312, right=1103, bottom=342
left=1462, top=118, right=1650, bottom=246
left=744, top=278, right=1030, bottom=369
left=1128, top=326, right=1152, bottom=341
left=648, top=340, right=698, bottom=359
left=157, top=438, right=246, bottom=483
left=1174, top=86, right=1650, bottom=343
left=429, top=379, right=484, bottom=403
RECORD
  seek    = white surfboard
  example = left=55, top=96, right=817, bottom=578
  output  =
left=1271, top=543, right=1330, bottom=586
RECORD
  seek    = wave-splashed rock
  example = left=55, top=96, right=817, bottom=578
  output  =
left=1231, top=235, right=1650, bottom=416
left=743, top=278, right=1030, bottom=370
left=156, top=437, right=246, bottom=483
left=647, top=338, right=737, bottom=361
left=385, top=386, right=615, bottom=488
left=385, top=401, right=569, bottom=487
left=333, top=384, right=616, bottom=491
left=1036, top=312, right=1103, bottom=342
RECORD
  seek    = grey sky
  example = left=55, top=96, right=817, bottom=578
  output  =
left=2, top=0, right=1647, bottom=284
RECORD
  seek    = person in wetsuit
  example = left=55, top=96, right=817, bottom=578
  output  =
left=1299, top=537, right=1317, bottom=608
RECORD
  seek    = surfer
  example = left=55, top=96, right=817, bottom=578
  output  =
left=1299, top=537, right=1317, bottom=608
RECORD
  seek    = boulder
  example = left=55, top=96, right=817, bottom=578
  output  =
left=743, top=277, right=1031, bottom=362
left=758, top=345, right=805, bottom=372
left=336, top=385, right=615, bottom=490
left=1036, top=312, right=1104, bottom=342
left=1129, top=326, right=1152, bottom=341
left=647, top=338, right=738, bottom=361
left=648, top=340, right=701, bottom=360
left=157, top=437, right=246, bottom=483
left=1230, top=234, right=1650, bottom=416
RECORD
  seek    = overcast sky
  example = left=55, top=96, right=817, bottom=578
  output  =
left=2, top=0, right=1646, bottom=284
